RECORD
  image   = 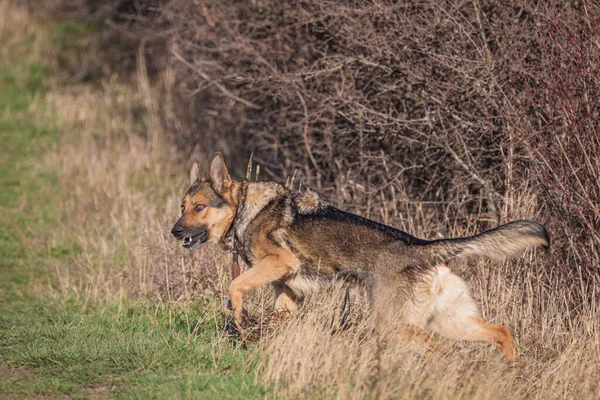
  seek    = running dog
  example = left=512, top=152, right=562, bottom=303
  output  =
left=171, top=152, right=550, bottom=360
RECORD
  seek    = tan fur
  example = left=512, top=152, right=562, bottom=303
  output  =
left=173, top=153, right=550, bottom=360
left=295, top=190, right=322, bottom=214
left=424, top=220, right=550, bottom=263
left=237, top=182, right=288, bottom=236
left=272, top=281, right=299, bottom=313
left=180, top=190, right=235, bottom=243
left=285, top=273, right=322, bottom=299
left=229, top=248, right=300, bottom=330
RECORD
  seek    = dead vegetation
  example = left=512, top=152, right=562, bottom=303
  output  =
left=13, top=0, right=600, bottom=398
left=119, top=0, right=600, bottom=311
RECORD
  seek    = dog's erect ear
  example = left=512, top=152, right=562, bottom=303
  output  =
left=189, top=162, right=200, bottom=186
left=209, top=152, right=231, bottom=193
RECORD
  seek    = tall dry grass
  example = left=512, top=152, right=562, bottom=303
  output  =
left=93, top=0, right=599, bottom=314
left=11, top=0, right=598, bottom=398
left=257, top=283, right=600, bottom=399
left=45, top=73, right=599, bottom=397
left=45, top=82, right=224, bottom=304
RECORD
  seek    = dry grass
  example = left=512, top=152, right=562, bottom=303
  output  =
left=258, top=288, right=600, bottom=399
left=45, top=75, right=600, bottom=398
left=45, top=81, right=228, bottom=304
left=6, top=0, right=598, bottom=398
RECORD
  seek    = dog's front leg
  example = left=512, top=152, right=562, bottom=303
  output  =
left=229, top=253, right=295, bottom=330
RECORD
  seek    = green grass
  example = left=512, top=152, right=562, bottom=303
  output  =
left=0, top=22, right=268, bottom=400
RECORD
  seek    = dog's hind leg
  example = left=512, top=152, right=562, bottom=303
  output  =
left=430, top=314, right=518, bottom=361
left=426, top=266, right=518, bottom=361
left=272, top=281, right=298, bottom=314
left=397, top=324, right=445, bottom=358
left=369, top=274, right=443, bottom=358
left=373, top=313, right=444, bottom=358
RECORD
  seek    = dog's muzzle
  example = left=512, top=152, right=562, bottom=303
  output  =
left=180, top=230, right=208, bottom=249
left=171, top=222, right=208, bottom=249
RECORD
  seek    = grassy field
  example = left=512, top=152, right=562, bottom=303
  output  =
left=0, top=6, right=267, bottom=399
left=1, top=3, right=599, bottom=399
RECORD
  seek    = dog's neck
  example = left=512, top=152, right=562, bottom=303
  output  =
left=221, top=180, right=287, bottom=252
left=220, top=180, right=248, bottom=250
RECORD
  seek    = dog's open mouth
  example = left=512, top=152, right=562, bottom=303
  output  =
left=181, top=231, right=208, bottom=249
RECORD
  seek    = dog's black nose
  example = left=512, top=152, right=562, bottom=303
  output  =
left=171, top=225, right=184, bottom=238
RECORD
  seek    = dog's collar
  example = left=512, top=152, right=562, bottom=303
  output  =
left=222, top=179, right=250, bottom=259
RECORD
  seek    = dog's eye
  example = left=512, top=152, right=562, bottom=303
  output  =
left=194, top=204, right=205, bottom=212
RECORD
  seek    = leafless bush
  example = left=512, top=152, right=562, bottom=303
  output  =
left=41, top=0, right=599, bottom=338
left=41, top=0, right=599, bottom=325
left=501, top=1, right=600, bottom=304
left=125, top=0, right=599, bottom=311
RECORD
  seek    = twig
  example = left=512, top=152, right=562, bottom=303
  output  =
left=170, top=48, right=262, bottom=110
left=295, top=88, right=322, bottom=188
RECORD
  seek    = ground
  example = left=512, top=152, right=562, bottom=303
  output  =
left=0, top=13, right=267, bottom=399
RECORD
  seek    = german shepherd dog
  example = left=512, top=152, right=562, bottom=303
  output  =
left=171, top=152, right=550, bottom=361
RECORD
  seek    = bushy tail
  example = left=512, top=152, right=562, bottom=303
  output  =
left=422, top=220, right=550, bottom=263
